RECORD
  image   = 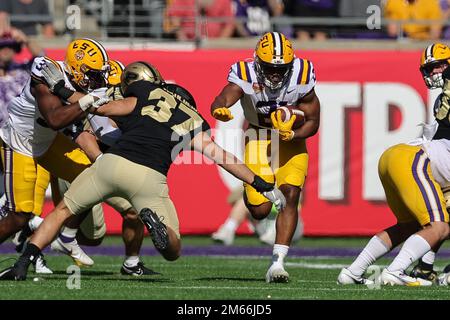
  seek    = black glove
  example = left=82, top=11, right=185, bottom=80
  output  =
left=251, top=175, right=274, bottom=193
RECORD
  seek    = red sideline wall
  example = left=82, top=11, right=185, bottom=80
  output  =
left=33, top=48, right=434, bottom=236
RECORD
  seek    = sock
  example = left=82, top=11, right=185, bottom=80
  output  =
left=420, top=251, right=435, bottom=268
left=124, top=256, right=140, bottom=267
left=28, top=216, right=43, bottom=231
left=223, top=218, right=239, bottom=232
left=59, top=227, right=78, bottom=243
left=21, top=243, right=41, bottom=263
left=272, top=244, right=289, bottom=265
left=387, top=234, right=431, bottom=273
left=348, top=236, right=390, bottom=277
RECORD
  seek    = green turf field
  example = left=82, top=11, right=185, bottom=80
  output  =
left=0, top=236, right=449, bottom=300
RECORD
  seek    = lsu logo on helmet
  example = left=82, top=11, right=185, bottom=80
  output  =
left=420, top=43, right=450, bottom=89
left=120, top=61, right=164, bottom=94
left=65, top=38, right=110, bottom=92
left=108, top=60, right=125, bottom=86
left=254, top=32, right=294, bottom=91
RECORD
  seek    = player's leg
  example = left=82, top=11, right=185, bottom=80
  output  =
left=105, top=197, right=158, bottom=275
left=410, top=186, right=450, bottom=281
left=338, top=144, right=423, bottom=284
left=0, top=145, right=37, bottom=242
left=108, top=154, right=181, bottom=261
left=380, top=146, right=449, bottom=286
left=264, top=139, right=308, bottom=283
left=49, top=177, right=94, bottom=266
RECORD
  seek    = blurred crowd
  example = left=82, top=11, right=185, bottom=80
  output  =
left=0, top=0, right=449, bottom=41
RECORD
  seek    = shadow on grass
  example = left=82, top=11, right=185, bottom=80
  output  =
left=195, top=277, right=263, bottom=282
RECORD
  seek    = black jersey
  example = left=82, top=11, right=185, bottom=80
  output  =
left=433, top=93, right=450, bottom=140
left=107, top=81, right=210, bottom=176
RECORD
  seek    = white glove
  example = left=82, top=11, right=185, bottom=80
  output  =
left=91, top=97, right=110, bottom=109
left=41, top=61, right=64, bottom=92
left=78, top=96, right=109, bottom=112
left=262, top=188, right=286, bottom=212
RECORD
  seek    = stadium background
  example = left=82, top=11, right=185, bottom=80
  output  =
left=3, top=0, right=445, bottom=236
left=13, top=47, right=435, bottom=236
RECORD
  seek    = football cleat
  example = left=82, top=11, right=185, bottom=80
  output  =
left=211, top=225, right=235, bottom=246
left=438, top=272, right=450, bottom=286
left=0, top=255, right=34, bottom=281
left=139, top=208, right=169, bottom=251
left=381, top=269, right=432, bottom=286
left=51, top=237, right=94, bottom=267
left=337, top=268, right=374, bottom=285
left=266, top=263, right=289, bottom=283
left=409, top=264, right=438, bottom=283
left=120, top=262, right=161, bottom=276
left=33, top=254, right=53, bottom=274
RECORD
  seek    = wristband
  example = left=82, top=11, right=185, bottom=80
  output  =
left=53, top=81, right=75, bottom=100
left=251, top=175, right=274, bottom=193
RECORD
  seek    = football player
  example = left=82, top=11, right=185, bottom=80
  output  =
left=210, top=32, right=320, bottom=282
left=0, top=61, right=286, bottom=280
left=337, top=43, right=450, bottom=286
left=0, top=39, right=152, bottom=274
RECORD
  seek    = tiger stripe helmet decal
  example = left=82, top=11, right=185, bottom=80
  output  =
left=254, top=32, right=295, bottom=90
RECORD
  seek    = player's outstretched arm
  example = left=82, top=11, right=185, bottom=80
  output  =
left=191, top=131, right=286, bottom=210
left=210, top=83, right=243, bottom=121
left=34, top=83, right=88, bottom=130
left=89, top=97, right=137, bottom=117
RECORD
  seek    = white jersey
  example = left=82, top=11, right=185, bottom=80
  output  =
left=0, top=56, right=76, bottom=157
left=228, top=57, right=316, bottom=128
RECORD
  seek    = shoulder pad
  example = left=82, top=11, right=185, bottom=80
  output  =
left=227, top=61, right=256, bottom=94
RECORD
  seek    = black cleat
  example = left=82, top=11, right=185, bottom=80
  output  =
left=0, top=256, right=33, bottom=281
left=120, top=262, right=161, bottom=276
left=410, top=264, right=438, bottom=283
left=139, top=208, right=169, bottom=251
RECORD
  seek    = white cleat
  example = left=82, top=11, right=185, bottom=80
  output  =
left=337, top=268, right=374, bottom=285
left=381, top=269, right=432, bottom=287
left=211, top=226, right=235, bottom=246
left=438, top=273, right=450, bottom=286
left=51, top=237, right=94, bottom=267
left=266, top=263, right=289, bottom=283
left=33, top=255, right=53, bottom=274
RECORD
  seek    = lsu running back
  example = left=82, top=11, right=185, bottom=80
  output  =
left=227, top=32, right=316, bottom=128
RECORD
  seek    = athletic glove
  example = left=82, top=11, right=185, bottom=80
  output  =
left=271, top=110, right=296, bottom=141
left=212, top=107, right=234, bottom=121
left=41, top=61, right=74, bottom=100
left=251, top=175, right=286, bottom=211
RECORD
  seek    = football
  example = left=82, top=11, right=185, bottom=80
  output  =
left=276, top=105, right=306, bottom=129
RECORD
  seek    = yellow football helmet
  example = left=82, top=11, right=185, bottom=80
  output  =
left=107, top=60, right=125, bottom=86
left=254, top=32, right=294, bottom=91
left=64, top=38, right=110, bottom=92
left=120, top=61, right=164, bottom=94
left=420, top=43, right=450, bottom=89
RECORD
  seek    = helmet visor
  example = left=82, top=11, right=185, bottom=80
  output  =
left=420, top=60, right=449, bottom=77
